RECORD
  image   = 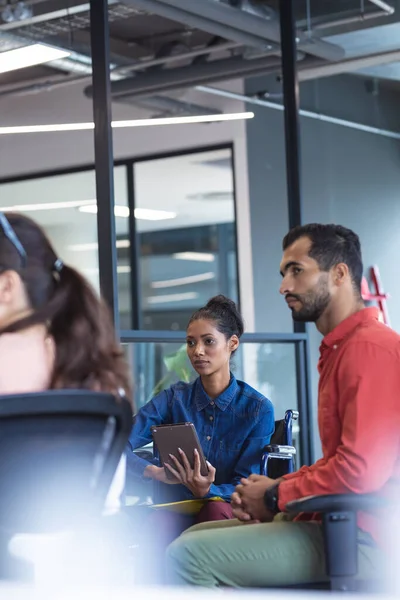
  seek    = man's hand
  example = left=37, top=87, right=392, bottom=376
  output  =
left=143, top=464, right=181, bottom=485
left=233, top=474, right=280, bottom=523
left=165, top=448, right=216, bottom=497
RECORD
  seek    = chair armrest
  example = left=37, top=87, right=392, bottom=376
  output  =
left=261, top=445, right=296, bottom=477
left=286, top=493, right=388, bottom=514
left=132, top=449, right=153, bottom=461
left=263, top=444, right=296, bottom=456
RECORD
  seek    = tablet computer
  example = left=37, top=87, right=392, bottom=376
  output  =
left=151, top=422, right=208, bottom=480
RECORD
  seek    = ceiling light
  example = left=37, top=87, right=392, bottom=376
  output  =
left=78, top=205, right=176, bottom=221
left=82, top=265, right=130, bottom=275
left=68, top=239, right=130, bottom=252
left=68, top=242, right=99, bottom=252
left=135, top=208, right=176, bottom=221
left=186, top=191, right=233, bottom=202
left=79, top=204, right=130, bottom=218
left=1, top=200, right=95, bottom=212
left=152, top=272, right=215, bottom=289
left=147, top=292, right=199, bottom=305
left=111, top=113, right=255, bottom=128
left=0, top=112, right=254, bottom=135
left=0, top=43, right=70, bottom=74
left=173, top=252, right=215, bottom=263
left=1, top=199, right=176, bottom=222
left=0, top=123, right=95, bottom=134
left=117, top=265, right=130, bottom=274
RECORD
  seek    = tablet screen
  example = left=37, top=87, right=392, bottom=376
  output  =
left=151, top=422, right=208, bottom=479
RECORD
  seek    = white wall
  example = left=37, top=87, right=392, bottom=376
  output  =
left=245, top=72, right=400, bottom=460
left=0, top=79, right=255, bottom=329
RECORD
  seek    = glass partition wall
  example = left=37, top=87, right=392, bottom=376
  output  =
left=0, top=144, right=311, bottom=466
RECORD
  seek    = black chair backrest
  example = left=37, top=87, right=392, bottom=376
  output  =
left=266, top=418, right=289, bottom=479
left=0, top=390, right=132, bottom=533
left=271, top=418, right=288, bottom=446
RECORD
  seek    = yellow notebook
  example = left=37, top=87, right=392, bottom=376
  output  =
left=150, top=497, right=224, bottom=516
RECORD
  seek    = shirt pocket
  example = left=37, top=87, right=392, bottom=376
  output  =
left=219, top=436, right=244, bottom=453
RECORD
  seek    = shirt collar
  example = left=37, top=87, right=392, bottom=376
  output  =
left=194, top=374, right=239, bottom=412
left=321, top=307, right=380, bottom=350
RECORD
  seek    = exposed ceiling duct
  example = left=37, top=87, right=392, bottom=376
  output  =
left=121, top=0, right=345, bottom=61
left=0, top=0, right=399, bottom=117
left=84, top=53, right=297, bottom=101
left=121, top=94, right=223, bottom=116
left=0, top=1, right=116, bottom=31
left=82, top=0, right=399, bottom=104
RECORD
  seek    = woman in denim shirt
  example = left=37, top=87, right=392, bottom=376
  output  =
left=127, top=296, right=274, bottom=568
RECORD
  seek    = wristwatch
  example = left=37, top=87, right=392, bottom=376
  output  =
left=263, top=483, right=280, bottom=514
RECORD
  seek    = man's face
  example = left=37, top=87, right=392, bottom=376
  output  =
left=279, top=236, right=332, bottom=322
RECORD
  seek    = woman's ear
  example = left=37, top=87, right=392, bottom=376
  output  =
left=229, top=335, right=240, bottom=353
left=0, top=270, right=27, bottom=310
left=0, top=271, right=17, bottom=305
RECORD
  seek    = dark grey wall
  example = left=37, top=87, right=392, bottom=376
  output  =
left=245, top=73, right=400, bottom=457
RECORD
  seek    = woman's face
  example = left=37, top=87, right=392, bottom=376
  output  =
left=186, top=318, right=239, bottom=377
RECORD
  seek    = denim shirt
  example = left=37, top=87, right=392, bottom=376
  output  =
left=127, top=375, right=274, bottom=502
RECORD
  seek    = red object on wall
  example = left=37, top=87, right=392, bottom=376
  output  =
left=361, top=266, right=390, bottom=326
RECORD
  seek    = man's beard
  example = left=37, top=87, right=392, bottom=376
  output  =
left=289, top=276, right=331, bottom=322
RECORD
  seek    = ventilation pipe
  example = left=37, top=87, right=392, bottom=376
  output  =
left=121, top=0, right=345, bottom=61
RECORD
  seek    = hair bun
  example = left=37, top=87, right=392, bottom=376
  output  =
left=205, top=295, right=244, bottom=338
left=188, top=294, right=244, bottom=344
left=205, top=294, right=237, bottom=311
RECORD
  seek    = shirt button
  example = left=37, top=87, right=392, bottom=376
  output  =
left=333, top=344, right=338, bottom=350
left=210, top=401, right=214, bottom=406
left=206, top=435, right=211, bottom=441
left=209, top=416, right=214, bottom=421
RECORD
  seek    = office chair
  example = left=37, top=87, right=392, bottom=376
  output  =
left=0, top=390, right=132, bottom=581
left=260, top=409, right=298, bottom=478
left=259, top=412, right=387, bottom=592
left=286, top=494, right=387, bottom=592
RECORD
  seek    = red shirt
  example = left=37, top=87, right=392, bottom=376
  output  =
left=278, top=308, right=400, bottom=545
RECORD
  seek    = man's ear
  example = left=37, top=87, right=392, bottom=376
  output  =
left=333, top=263, right=350, bottom=287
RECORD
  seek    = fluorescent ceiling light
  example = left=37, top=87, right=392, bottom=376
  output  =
left=0, top=43, right=70, bottom=74
left=78, top=205, right=176, bottom=221
left=1, top=199, right=176, bottom=222
left=1, top=200, right=94, bottom=212
left=82, top=265, right=130, bottom=275
left=112, top=113, right=254, bottom=128
left=152, top=272, right=215, bottom=289
left=68, top=239, right=130, bottom=252
left=70, top=248, right=214, bottom=260
left=117, top=265, right=131, bottom=274
left=0, top=112, right=254, bottom=135
left=148, top=292, right=199, bottom=305
left=135, top=208, right=176, bottom=221
left=79, top=204, right=130, bottom=218
left=173, top=252, right=215, bottom=263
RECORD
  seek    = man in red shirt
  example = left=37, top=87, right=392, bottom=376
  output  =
left=167, top=224, right=400, bottom=587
